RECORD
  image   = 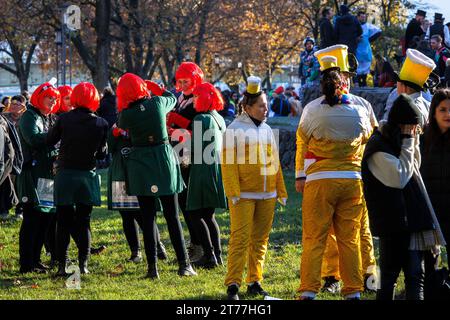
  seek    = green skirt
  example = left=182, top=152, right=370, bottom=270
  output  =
left=54, top=169, right=101, bottom=206
left=124, top=144, right=184, bottom=196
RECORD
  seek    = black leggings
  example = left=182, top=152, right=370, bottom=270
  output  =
left=119, top=210, right=162, bottom=254
left=19, top=204, right=55, bottom=270
left=178, top=166, right=200, bottom=246
left=56, top=204, right=92, bottom=263
left=137, top=194, right=187, bottom=265
left=377, top=233, right=438, bottom=300
left=191, top=207, right=221, bottom=258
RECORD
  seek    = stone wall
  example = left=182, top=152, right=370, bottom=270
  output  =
left=270, top=86, right=394, bottom=170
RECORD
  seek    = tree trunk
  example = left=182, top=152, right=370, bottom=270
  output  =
left=94, top=0, right=111, bottom=90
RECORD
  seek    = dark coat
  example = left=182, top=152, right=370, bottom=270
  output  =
left=97, top=94, right=118, bottom=129
left=420, top=131, right=450, bottom=232
left=405, top=18, right=425, bottom=49
left=319, top=17, right=335, bottom=49
left=334, top=13, right=363, bottom=54
left=362, top=129, right=435, bottom=237
left=46, top=108, right=109, bottom=171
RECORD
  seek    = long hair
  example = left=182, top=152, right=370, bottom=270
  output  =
left=423, top=88, right=450, bottom=153
left=321, top=70, right=342, bottom=106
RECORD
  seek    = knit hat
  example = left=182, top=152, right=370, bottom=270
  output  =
left=192, top=82, right=224, bottom=112
left=274, top=86, right=284, bottom=95
left=71, top=82, right=100, bottom=112
left=388, top=94, right=420, bottom=125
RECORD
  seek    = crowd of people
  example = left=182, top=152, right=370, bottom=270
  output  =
left=1, top=6, right=450, bottom=302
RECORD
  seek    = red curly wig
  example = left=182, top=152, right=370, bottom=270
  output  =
left=193, top=82, right=224, bottom=112
left=116, top=73, right=149, bottom=112
left=70, top=82, right=100, bottom=112
left=175, top=62, right=204, bottom=93
left=30, top=82, right=60, bottom=114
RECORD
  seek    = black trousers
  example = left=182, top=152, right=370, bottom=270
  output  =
left=56, top=204, right=92, bottom=264
left=44, top=214, right=57, bottom=260
left=119, top=210, right=162, bottom=254
left=19, top=204, right=55, bottom=271
left=137, top=194, right=187, bottom=266
left=178, top=166, right=200, bottom=246
left=377, top=233, right=438, bottom=300
left=191, top=207, right=221, bottom=258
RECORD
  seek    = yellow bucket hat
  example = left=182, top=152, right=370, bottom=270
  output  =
left=318, top=55, right=340, bottom=72
left=395, top=49, right=439, bottom=91
left=314, top=45, right=349, bottom=73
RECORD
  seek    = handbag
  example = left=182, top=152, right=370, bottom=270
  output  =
left=37, top=178, right=54, bottom=207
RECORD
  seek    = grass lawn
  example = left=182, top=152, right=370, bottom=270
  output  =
left=1, top=170, right=437, bottom=300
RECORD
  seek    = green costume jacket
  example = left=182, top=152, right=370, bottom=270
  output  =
left=186, top=111, right=227, bottom=211
left=118, top=91, right=184, bottom=197
left=16, top=106, right=56, bottom=212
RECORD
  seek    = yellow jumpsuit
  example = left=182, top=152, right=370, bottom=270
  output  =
left=295, top=94, right=375, bottom=297
left=221, top=112, right=287, bottom=287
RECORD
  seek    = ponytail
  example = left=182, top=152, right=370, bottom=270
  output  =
left=321, top=70, right=343, bottom=106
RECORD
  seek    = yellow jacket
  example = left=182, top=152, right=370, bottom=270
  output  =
left=295, top=94, right=377, bottom=181
left=221, top=113, right=287, bottom=204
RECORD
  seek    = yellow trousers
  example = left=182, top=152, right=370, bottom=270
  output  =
left=224, top=198, right=276, bottom=287
left=299, top=179, right=364, bottom=296
left=321, top=204, right=377, bottom=279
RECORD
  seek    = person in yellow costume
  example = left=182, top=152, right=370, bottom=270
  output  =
left=221, top=76, right=287, bottom=300
left=296, top=54, right=375, bottom=300
left=314, top=45, right=378, bottom=294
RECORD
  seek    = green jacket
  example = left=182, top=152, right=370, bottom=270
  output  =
left=118, top=91, right=184, bottom=196
left=186, top=111, right=227, bottom=210
left=16, top=106, right=56, bottom=211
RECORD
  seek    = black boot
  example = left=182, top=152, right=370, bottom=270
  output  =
left=146, top=262, right=159, bottom=279
left=55, top=261, right=69, bottom=277
left=79, top=258, right=90, bottom=274
left=227, top=284, right=240, bottom=300
left=178, top=262, right=198, bottom=277
left=157, top=242, right=168, bottom=260
left=193, top=254, right=218, bottom=269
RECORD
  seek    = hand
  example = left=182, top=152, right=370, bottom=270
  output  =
left=295, top=179, right=306, bottom=193
left=400, top=124, right=417, bottom=136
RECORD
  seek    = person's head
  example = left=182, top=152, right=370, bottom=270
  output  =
left=304, top=37, right=315, bottom=51
left=388, top=94, right=420, bottom=129
left=1, top=96, right=10, bottom=108
left=71, top=82, right=100, bottom=112
left=321, top=69, right=345, bottom=106
left=430, top=34, right=443, bottom=50
left=423, top=19, right=430, bottom=29
left=322, top=7, right=333, bottom=19
left=340, top=4, right=349, bottom=16
left=57, top=85, right=73, bottom=113
left=357, top=11, right=367, bottom=23
left=192, top=82, right=224, bottom=112
left=396, top=81, right=417, bottom=95
left=175, top=62, right=204, bottom=95
left=231, top=92, right=238, bottom=102
left=30, top=82, right=60, bottom=115
left=9, top=95, right=26, bottom=116
left=239, top=93, right=268, bottom=121
left=415, top=9, right=426, bottom=23
left=434, top=12, right=444, bottom=24
left=116, top=73, right=149, bottom=112
left=428, top=88, right=450, bottom=134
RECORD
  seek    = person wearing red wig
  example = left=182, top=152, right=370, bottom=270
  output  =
left=46, top=82, right=108, bottom=275
left=167, top=62, right=205, bottom=263
left=16, top=82, right=60, bottom=273
left=185, top=82, right=227, bottom=269
left=55, top=85, right=73, bottom=114
left=116, top=73, right=196, bottom=279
